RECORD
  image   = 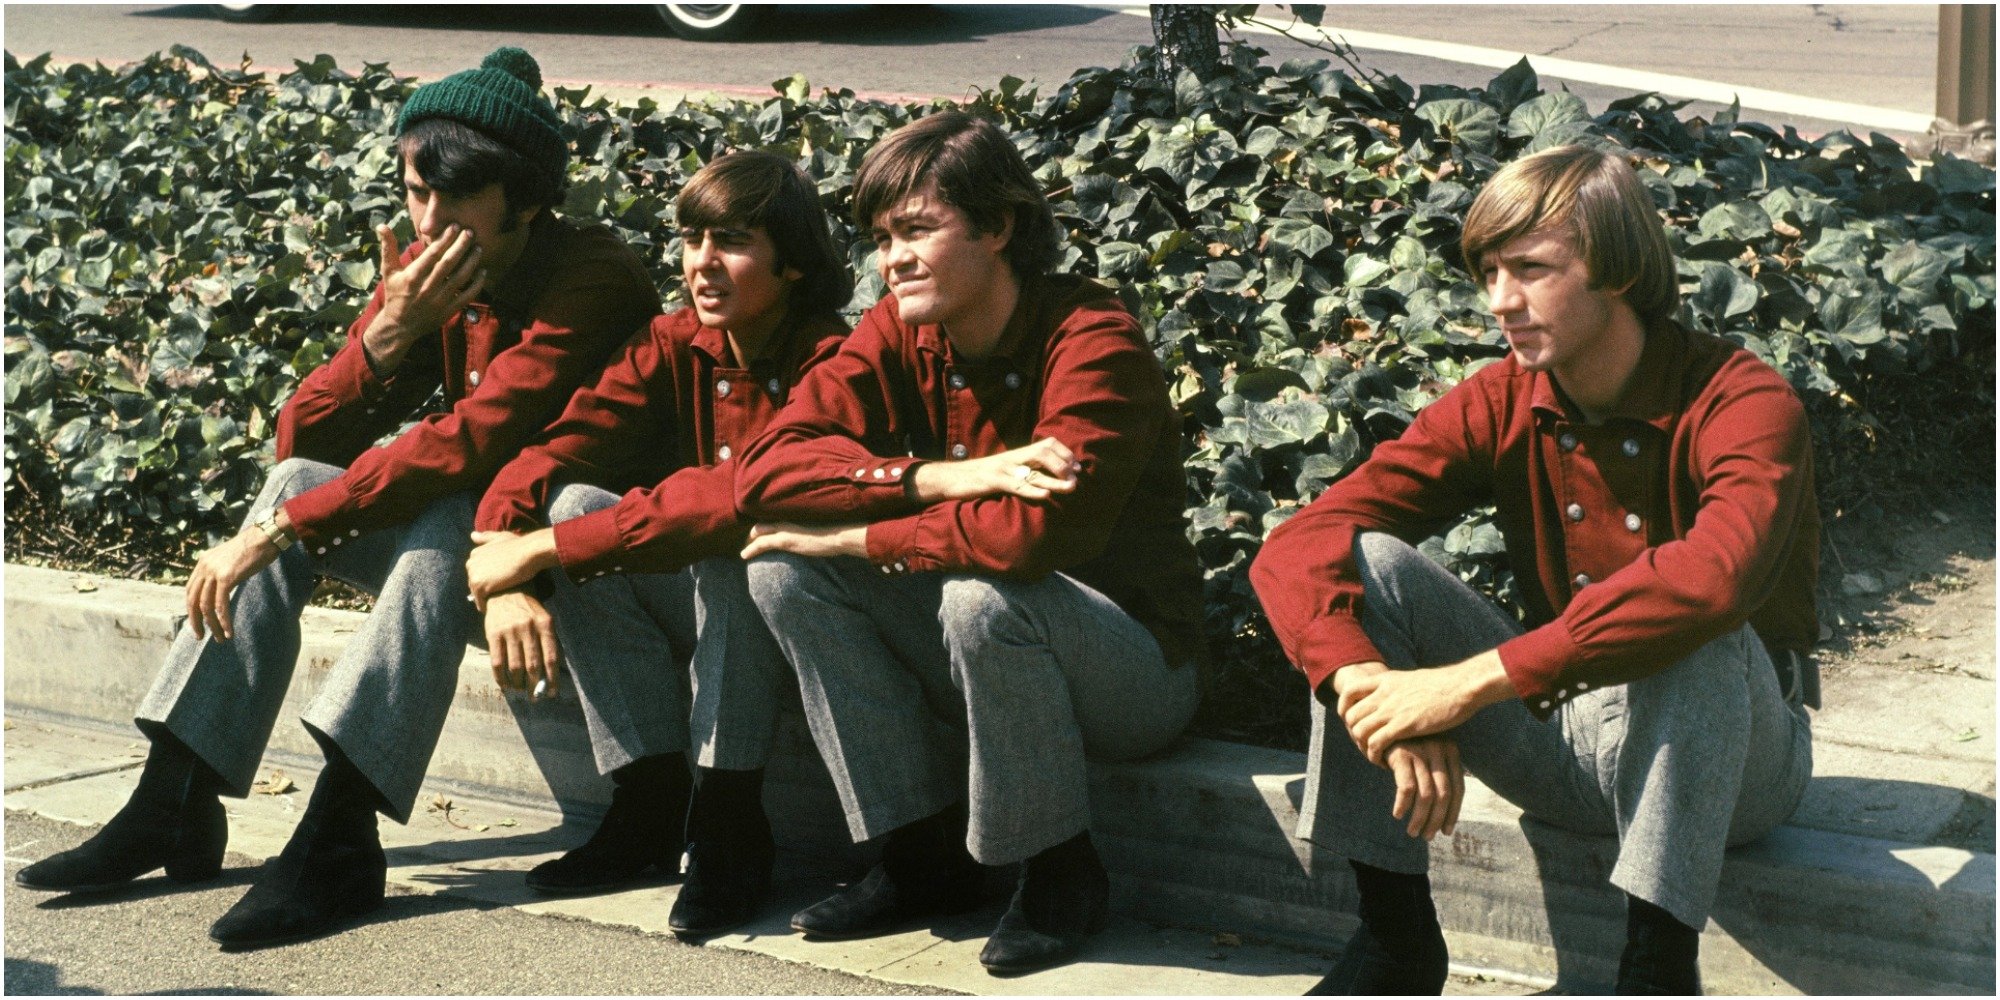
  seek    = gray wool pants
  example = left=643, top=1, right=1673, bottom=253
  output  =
left=1299, top=533, right=1814, bottom=929
left=135, top=457, right=478, bottom=823
left=541, top=483, right=792, bottom=775
left=746, top=552, right=1199, bottom=866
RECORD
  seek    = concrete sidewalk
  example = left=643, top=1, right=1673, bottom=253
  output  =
left=4, top=563, right=1994, bottom=994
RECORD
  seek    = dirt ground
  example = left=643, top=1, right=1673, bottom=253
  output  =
left=1813, top=488, right=1997, bottom=683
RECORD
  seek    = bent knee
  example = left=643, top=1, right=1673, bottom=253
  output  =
left=938, top=576, right=1032, bottom=643
left=547, top=483, right=621, bottom=525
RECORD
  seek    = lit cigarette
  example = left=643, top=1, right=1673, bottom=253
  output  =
left=533, top=679, right=548, bottom=700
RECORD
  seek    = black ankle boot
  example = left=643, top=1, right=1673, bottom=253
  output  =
left=790, top=801, right=989, bottom=940
left=15, top=733, right=226, bottom=893
left=667, top=767, right=775, bottom=936
left=1307, top=862, right=1448, bottom=996
left=979, top=831, right=1110, bottom=975
left=527, top=753, right=691, bottom=895
left=208, top=748, right=385, bottom=950
left=1615, top=895, right=1701, bottom=995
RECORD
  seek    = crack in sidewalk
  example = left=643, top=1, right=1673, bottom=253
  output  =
left=4, top=760, right=143, bottom=794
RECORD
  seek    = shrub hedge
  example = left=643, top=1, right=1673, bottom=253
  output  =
left=5, top=44, right=1993, bottom=745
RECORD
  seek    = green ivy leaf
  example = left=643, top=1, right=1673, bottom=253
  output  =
left=1879, top=241, right=1948, bottom=305
left=1505, top=92, right=1588, bottom=139
left=1415, top=99, right=1499, bottom=154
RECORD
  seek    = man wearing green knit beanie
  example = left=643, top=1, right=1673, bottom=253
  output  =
left=16, top=47, right=663, bottom=952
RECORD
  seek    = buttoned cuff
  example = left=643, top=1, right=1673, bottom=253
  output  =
left=552, top=508, right=629, bottom=582
left=1295, top=613, right=1386, bottom=695
left=327, top=339, right=394, bottom=405
left=281, top=479, right=364, bottom=552
left=843, top=456, right=921, bottom=492
left=863, top=515, right=922, bottom=577
left=1497, top=622, right=1587, bottom=721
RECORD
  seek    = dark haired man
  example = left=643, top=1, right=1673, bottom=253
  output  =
left=734, top=109, right=1204, bottom=974
left=463, top=151, right=853, bottom=936
left=1251, top=145, right=1817, bottom=994
left=14, top=48, right=661, bottom=950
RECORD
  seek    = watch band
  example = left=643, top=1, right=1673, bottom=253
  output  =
left=254, top=510, right=297, bottom=551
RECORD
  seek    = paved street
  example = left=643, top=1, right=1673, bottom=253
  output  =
left=2, top=4, right=1940, bottom=141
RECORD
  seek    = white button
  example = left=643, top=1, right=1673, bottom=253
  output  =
left=1575, top=681, right=1590, bottom=691
left=1573, top=573, right=1591, bottom=588
left=316, top=547, right=327, bottom=555
left=1004, top=372, right=1022, bottom=389
left=948, top=373, right=966, bottom=389
left=855, top=468, right=867, bottom=478
left=895, top=561, right=906, bottom=572
left=348, top=529, right=359, bottom=537
left=331, top=536, right=343, bottom=546
left=462, top=308, right=478, bottom=325
left=612, top=566, right=624, bottom=573
left=767, top=378, right=781, bottom=394
left=1625, top=513, right=1642, bottom=532
left=880, top=565, right=893, bottom=575
left=950, top=444, right=968, bottom=459
left=889, top=466, right=902, bottom=477
left=716, top=379, right=731, bottom=397
left=1559, top=432, right=1578, bottom=451
left=468, top=370, right=481, bottom=387
left=1622, top=439, right=1640, bottom=457
left=365, top=407, right=378, bottom=415
left=873, top=468, right=885, bottom=478
left=1538, top=700, right=1552, bottom=711
left=1566, top=503, right=1584, bottom=522
left=717, top=444, right=732, bottom=461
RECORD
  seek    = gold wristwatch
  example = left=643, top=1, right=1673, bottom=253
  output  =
left=254, top=510, right=297, bottom=551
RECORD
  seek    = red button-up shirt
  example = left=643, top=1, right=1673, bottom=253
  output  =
left=1251, top=322, right=1819, bottom=720
left=734, top=274, right=1206, bottom=672
left=476, top=307, right=849, bottom=579
left=275, top=213, right=660, bottom=550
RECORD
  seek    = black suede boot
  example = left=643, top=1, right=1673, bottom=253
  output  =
left=667, top=767, right=775, bottom=936
left=1615, top=894, right=1701, bottom=995
left=526, top=753, right=691, bottom=895
left=979, top=830, right=1110, bottom=975
left=208, top=747, right=385, bottom=950
left=1306, top=862, right=1449, bottom=996
left=15, top=732, right=227, bottom=893
left=790, top=801, right=989, bottom=940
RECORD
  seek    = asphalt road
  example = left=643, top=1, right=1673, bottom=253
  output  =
left=3, top=811, right=934, bottom=996
left=2, top=4, right=1940, bottom=141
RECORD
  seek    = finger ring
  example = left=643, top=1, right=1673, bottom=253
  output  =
left=1013, top=464, right=1034, bottom=483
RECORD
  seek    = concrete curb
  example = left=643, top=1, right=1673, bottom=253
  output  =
left=4, top=563, right=1993, bottom=993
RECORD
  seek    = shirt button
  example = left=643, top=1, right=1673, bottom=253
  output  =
left=948, top=372, right=967, bottom=390
left=331, top=536, right=343, bottom=546
left=889, top=466, right=903, bottom=477
left=1559, top=432, right=1578, bottom=451
left=461, top=308, right=478, bottom=325
left=1004, top=372, right=1022, bottom=389
left=348, top=529, right=359, bottom=537
left=717, top=444, right=732, bottom=461
left=854, top=468, right=866, bottom=479
left=873, top=468, right=885, bottom=478
left=1573, top=573, right=1591, bottom=588
left=767, top=378, right=781, bottom=395
left=950, top=444, right=968, bottom=459
left=1625, top=513, right=1642, bottom=532
left=1622, top=438, right=1640, bottom=457
left=1538, top=700, right=1552, bottom=711
left=315, top=547, right=327, bottom=555
left=1575, top=681, right=1590, bottom=691
left=1566, top=503, right=1584, bottom=522
left=467, top=370, right=481, bottom=387
left=716, top=379, right=731, bottom=397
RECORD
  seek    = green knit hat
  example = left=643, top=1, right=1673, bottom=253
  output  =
left=396, top=46, right=566, bottom=191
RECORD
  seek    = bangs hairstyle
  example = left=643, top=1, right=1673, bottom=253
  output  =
left=850, top=109, right=1061, bottom=279
left=677, top=151, right=854, bottom=318
left=397, top=118, right=562, bottom=223
left=1460, top=145, right=1679, bottom=326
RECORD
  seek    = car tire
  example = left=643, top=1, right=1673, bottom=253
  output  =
left=653, top=4, right=758, bottom=41
left=210, top=3, right=290, bottom=22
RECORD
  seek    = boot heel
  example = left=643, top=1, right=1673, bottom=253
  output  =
left=164, top=854, right=223, bottom=884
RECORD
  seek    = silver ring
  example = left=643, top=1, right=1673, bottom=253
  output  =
left=1013, top=464, right=1034, bottom=483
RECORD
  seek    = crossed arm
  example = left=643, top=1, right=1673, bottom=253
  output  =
left=1327, top=651, right=1517, bottom=840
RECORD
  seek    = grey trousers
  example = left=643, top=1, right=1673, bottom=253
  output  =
left=135, top=457, right=478, bottom=823
left=543, top=484, right=791, bottom=775
left=1299, top=533, right=1814, bottom=928
left=747, top=552, right=1199, bottom=866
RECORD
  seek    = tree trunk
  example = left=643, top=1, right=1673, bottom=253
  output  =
left=1151, top=5, right=1223, bottom=83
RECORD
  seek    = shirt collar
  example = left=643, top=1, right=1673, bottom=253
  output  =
left=1529, top=319, right=1688, bottom=431
left=913, top=273, right=1079, bottom=367
left=689, top=307, right=838, bottom=375
left=487, top=211, right=562, bottom=320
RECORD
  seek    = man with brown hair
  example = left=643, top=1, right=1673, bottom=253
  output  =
left=734, top=109, right=1204, bottom=975
left=464, top=150, right=852, bottom=937
left=1251, top=144, right=1818, bottom=994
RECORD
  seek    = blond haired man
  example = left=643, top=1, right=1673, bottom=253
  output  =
left=1252, top=145, right=1818, bottom=994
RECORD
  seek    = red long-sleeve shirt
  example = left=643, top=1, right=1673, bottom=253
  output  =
left=1250, top=322, right=1820, bottom=720
left=734, top=274, right=1206, bottom=672
left=275, top=213, right=660, bottom=551
left=475, top=307, right=849, bottom=580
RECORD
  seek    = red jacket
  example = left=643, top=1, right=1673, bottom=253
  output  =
left=1250, top=322, right=1820, bottom=720
left=476, top=307, right=849, bottom=579
left=735, top=274, right=1206, bottom=672
left=275, top=213, right=660, bottom=550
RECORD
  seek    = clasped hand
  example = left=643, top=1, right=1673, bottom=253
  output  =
left=466, top=529, right=563, bottom=699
